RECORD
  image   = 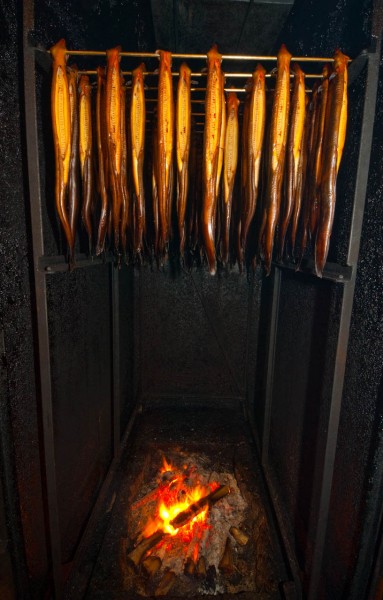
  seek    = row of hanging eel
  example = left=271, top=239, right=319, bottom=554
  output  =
left=50, top=41, right=348, bottom=276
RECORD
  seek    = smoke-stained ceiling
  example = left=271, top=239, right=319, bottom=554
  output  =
left=150, top=0, right=295, bottom=55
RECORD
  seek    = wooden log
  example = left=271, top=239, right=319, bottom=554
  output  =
left=141, top=555, right=162, bottom=578
left=170, top=484, right=230, bottom=529
left=184, top=557, right=196, bottom=577
left=128, top=483, right=229, bottom=570
left=154, top=570, right=176, bottom=596
left=218, top=537, right=234, bottom=574
left=127, top=530, right=165, bottom=569
left=196, top=556, right=207, bottom=579
left=229, top=526, right=249, bottom=546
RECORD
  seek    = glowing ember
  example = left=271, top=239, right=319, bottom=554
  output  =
left=141, top=457, right=220, bottom=558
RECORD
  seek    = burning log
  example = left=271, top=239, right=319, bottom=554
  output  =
left=229, top=525, right=249, bottom=546
left=127, top=484, right=230, bottom=569
left=154, top=570, right=176, bottom=596
left=196, top=556, right=207, bottom=579
left=170, top=484, right=230, bottom=529
left=184, top=557, right=196, bottom=577
left=141, top=555, right=162, bottom=578
left=218, top=537, right=234, bottom=574
left=127, top=530, right=165, bottom=569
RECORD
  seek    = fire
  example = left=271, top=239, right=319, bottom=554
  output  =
left=141, top=457, right=219, bottom=553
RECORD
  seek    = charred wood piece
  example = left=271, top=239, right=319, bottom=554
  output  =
left=229, top=526, right=249, bottom=546
left=218, top=537, right=234, bottom=574
left=154, top=570, right=176, bottom=596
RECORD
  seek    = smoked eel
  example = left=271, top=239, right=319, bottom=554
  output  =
left=130, top=63, right=146, bottom=256
left=152, top=117, right=159, bottom=259
left=290, top=93, right=310, bottom=255
left=79, top=75, right=93, bottom=252
left=120, top=78, right=130, bottom=257
left=309, top=64, right=330, bottom=238
left=298, top=82, right=320, bottom=261
left=157, top=50, right=174, bottom=258
left=67, top=64, right=79, bottom=265
left=106, top=46, right=122, bottom=256
left=96, top=67, right=110, bottom=255
left=221, top=90, right=239, bottom=265
left=261, top=44, right=292, bottom=274
left=277, top=63, right=306, bottom=259
left=315, top=50, right=348, bottom=277
left=176, top=62, right=191, bottom=258
left=202, top=45, right=223, bottom=275
left=241, top=64, right=266, bottom=253
left=50, top=39, right=73, bottom=258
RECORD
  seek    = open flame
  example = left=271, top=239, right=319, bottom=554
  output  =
left=141, top=457, right=219, bottom=557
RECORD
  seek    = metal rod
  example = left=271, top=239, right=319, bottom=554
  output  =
left=59, top=49, right=339, bottom=62
left=307, top=38, right=381, bottom=600
left=78, top=69, right=323, bottom=79
left=261, top=267, right=282, bottom=466
left=22, top=2, right=62, bottom=598
left=111, top=265, right=121, bottom=458
left=273, top=258, right=352, bottom=283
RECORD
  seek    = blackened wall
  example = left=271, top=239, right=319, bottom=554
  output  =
left=0, top=0, right=48, bottom=597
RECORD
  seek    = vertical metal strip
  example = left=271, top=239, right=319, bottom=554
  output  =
left=261, top=267, right=282, bottom=466
left=308, top=38, right=381, bottom=599
left=111, top=265, right=121, bottom=456
left=22, top=1, right=62, bottom=597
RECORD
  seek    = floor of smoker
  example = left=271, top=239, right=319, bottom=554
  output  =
left=65, top=405, right=290, bottom=599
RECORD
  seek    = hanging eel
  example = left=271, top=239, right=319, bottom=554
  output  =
left=298, top=81, right=320, bottom=262
left=67, top=64, right=79, bottom=266
left=157, top=50, right=174, bottom=259
left=241, top=64, right=266, bottom=255
left=120, top=77, right=130, bottom=258
left=152, top=116, right=159, bottom=259
left=96, top=66, right=110, bottom=255
left=130, top=62, right=146, bottom=257
left=176, top=62, right=192, bottom=259
left=237, top=81, right=251, bottom=269
left=106, top=46, right=122, bottom=257
left=277, top=63, right=306, bottom=259
left=260, top=44, right=291, bottom=274
left=216, top=72, right=226, bottom=200
left=50, top=39, right=73, bottom=259
left=315, top=50, right=348, bottom=277
left=290, top=93, right=310, bottom=255
left=221, top=90, right=239, bottom=265
left=309, top=63, right=331, bottom=239
left=79, top=74, right=93, bottom=253
left=202, top=45, right=223, bottom=275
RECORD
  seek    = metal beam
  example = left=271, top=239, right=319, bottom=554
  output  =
left=22, top=1, right=62, bottom=597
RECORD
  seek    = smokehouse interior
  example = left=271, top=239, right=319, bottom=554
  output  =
left=1, top=0, right=383, bottom=598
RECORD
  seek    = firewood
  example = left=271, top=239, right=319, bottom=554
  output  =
left=196, top=556, right=207, bottom=578
left=218, top=537, right=234, bottom=574
left=154, top=570, right=176, bottom=596
left=170, top=484, right=230, bottom=529
left=229, top=526, right=249, bottom=546
left=184, top=557, right=196, bottom=577
left=127, top=530, right=165, bottom=569
left=141, top=555, right=162, bottom=578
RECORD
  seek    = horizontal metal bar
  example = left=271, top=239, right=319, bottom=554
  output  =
left=56, top=49, right=340, bottom=62
left=273, top=258, right=352, bottom=282
left=78, top=69, right=323, bottom=79
left=38, top=253, right=114, bottom=273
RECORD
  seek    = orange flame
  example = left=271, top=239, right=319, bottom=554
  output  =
left=141, top=458, right=218, bottom=551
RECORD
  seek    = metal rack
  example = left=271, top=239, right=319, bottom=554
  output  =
left=22, top=2, right=380, bottom=598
